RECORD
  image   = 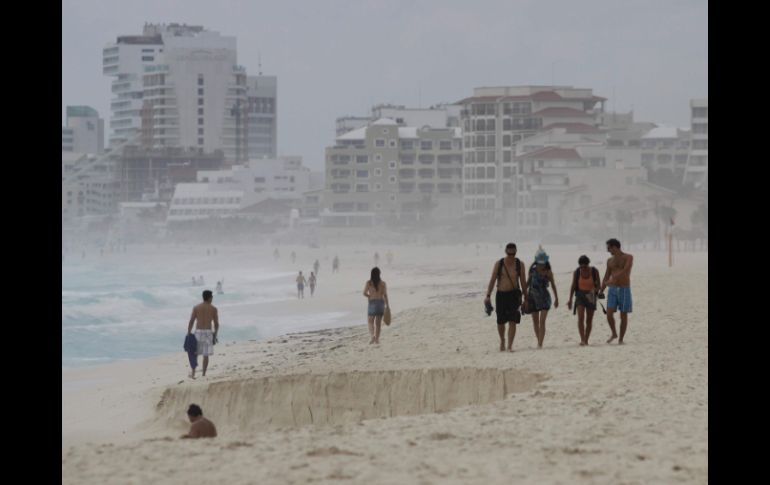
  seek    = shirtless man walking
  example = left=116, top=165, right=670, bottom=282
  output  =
left=600, top=238, right=634, bottom=344
left=484, top=243, right=528, bottom=352
left=187, top=290, right=220, bottom=378
left=296, top=271, right=307, bottom=299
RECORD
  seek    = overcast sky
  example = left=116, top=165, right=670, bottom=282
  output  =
left=62, top=0, right=708, bottom=171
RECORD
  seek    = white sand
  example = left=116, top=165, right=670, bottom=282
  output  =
left=63, top=244, right=707, bottom=484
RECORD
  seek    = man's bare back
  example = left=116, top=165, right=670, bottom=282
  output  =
left=182, top=417, right=217, bottom=439
left=607, top=253, right=633, bottom=287
left=191, top=302, right=218, bottom=331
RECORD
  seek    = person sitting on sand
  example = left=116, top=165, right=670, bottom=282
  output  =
left=600, top=238, right=634, bottom=344
left=180, top=404, right=217, bottom=439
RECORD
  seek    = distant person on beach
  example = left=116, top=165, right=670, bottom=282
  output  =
left=332, top=255, right=339, bottom=273
left=484, top=243, right=528, bottom=352
left=296, top=271, right=307, bottom=299
left=291, top=251, right=296, bottom=264
left=526, top=247, right=559, bottom=349
left=187, top=290, right=219, bottom=378
left=192, top=276, right=196, bottom=286
left=600, top=238, right=634, bottom=344
left=567, top=255, right=601, bottom=346
left=199, top=275, right=205, bottom=286
left=363, top=267, right=389, bottom=344
left=180, top=404, right=217, bottom=439
left=274, top=248, right=280, bottom=260
left=309, top=272, right=317, bottom=296
left=313, top=259, right=320, bottom=275
left=374, top=252, right=380, bottom=266
left=216, top=280, right=224, bottom=295
left=386, top=250, right=393, bottom=265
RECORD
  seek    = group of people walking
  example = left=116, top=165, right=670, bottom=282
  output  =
left=484, top=238, right=633, bottom=351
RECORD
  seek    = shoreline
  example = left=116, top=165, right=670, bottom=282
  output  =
left=63, top=247, right=707, bottom=484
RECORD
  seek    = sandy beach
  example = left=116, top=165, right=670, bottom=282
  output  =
left=62, top=244, right=707, bottom=484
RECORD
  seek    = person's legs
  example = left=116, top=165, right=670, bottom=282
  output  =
left=538, top=310, right=548, bottom=348
left=507, top=321, right=517, bottom=351
left=368, top=315, right=375, bottom=344
left=585, top=308, right=595, bottom=343
left=606, top=308, right=618, bottom=343
left=374, top=315, right=383, bottom=343
left=619, top=312, right=629, bottom=344
left=531, top=311, right=539, bottom=345
left=202, top=356, right=209, bottom=376
left=577, top=306, right=586, bottom=345
left=497, top=324, right=506, bottom=351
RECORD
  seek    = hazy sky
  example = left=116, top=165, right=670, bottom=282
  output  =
left=62, top=0, right=708, bottom=171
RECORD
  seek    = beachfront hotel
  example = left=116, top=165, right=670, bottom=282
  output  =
left=456, top=85, right=606, bottom=224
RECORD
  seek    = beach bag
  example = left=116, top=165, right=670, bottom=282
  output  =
left=383, top=306, right=391, bottom=326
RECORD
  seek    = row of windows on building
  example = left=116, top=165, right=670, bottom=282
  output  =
left=466, top=102, right=534, bottom=116
left=173, top=197, right=242, bottom=205
left=169, top=208, right=234, bottom=216
left=329, top=154, right=463, bottom=165
left=641, top=154, right=691, bottom=163
left=463, top=118, right=543, bottom=132
left=330, top=182, right=462, bottom=194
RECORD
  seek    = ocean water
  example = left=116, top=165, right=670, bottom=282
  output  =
left=62, top=249, right=349, bottom=368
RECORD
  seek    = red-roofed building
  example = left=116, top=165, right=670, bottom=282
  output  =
left=457, top=85, right=606, bottom=222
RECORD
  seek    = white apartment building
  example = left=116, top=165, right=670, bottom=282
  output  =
left=167, top=156, right=318, bottom=222
left=322, top=118, right=463, bottom=226
left=246, top=75, right=277, bottom=158
left=62, top=106, right=104, bottom=154
left=640, top=125, right=691, bottom=183
left=683, top=98, right=708, bottom=189
left=62, top=152, right=119, bottom=219
left=103, top=27, right=165, bottom=146
left=457, top=85, right=606, bottom=223
left=104, top=23, right=262, bottom=162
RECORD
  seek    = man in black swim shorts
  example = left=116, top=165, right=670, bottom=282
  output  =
left=484, top=243, right=529, bottom=352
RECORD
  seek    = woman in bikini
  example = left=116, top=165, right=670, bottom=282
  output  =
left=363, top=267, right=389, bottom=344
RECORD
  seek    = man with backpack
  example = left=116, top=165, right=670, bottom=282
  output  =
left=484, top=243, right=528, bottom=352
left=567, top=255, right=601, bottom=346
